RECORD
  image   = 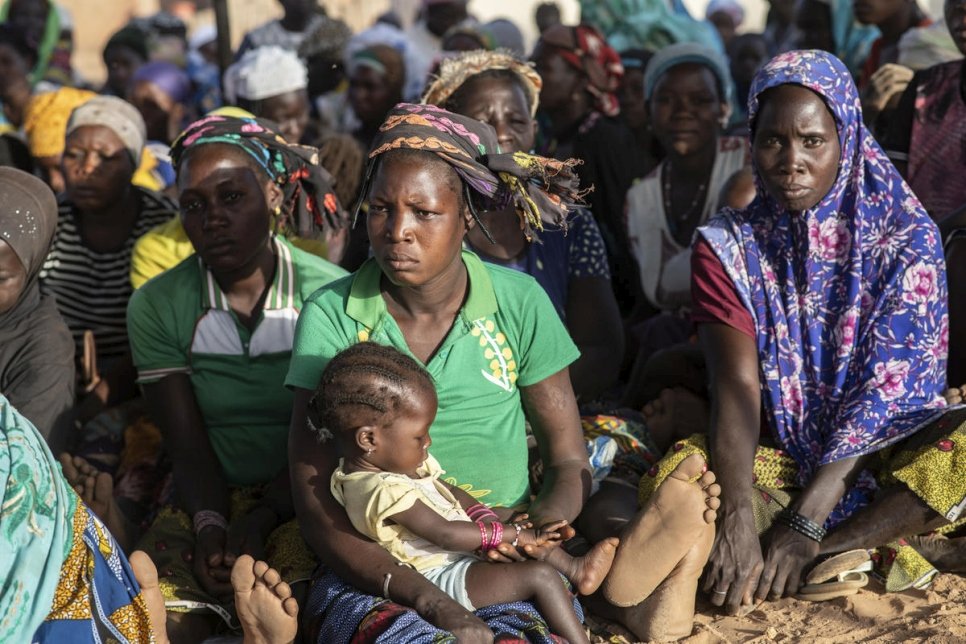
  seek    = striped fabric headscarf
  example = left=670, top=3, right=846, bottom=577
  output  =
left=364, top=103, right=584, bottom=240
left=170, top=114, right=346, bottom=237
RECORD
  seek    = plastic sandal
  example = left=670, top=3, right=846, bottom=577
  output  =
left=805, top=549, right=872, bottom=585
left=797, top=571, right=869, bottom=601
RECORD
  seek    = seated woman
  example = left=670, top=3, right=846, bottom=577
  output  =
left=422, top=50, right=624, bottom=401
left=0, top=168, right=73, bottom=452
left=0, top=394, right=159, bottom=643
left=286, top=103, right=721, bottom=643
left=531, top=24, right=641, bottom=313
left=622, top=43, right=748, bottom=408
left=225, top=46, right=311, bottom=145
left=22, top=86, right=96, bottom=193
left=883, top=0, right=966, bottom=226
left=127, top=61, right=192, bottom=147
left=641, top=50, right=965, bottom=617
left=127, top=114, right=347, bottom=642
left=38, top=96, right=177, bottom=423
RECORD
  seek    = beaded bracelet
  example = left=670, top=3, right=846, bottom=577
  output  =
left=775, top=508, right=826, bottom=542
left=192, top=510, right=228, bottom=535
left=511, top=523, right=522, bottom=547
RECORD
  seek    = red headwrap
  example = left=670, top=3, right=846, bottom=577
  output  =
left=539, top=24, right=624, bottom=117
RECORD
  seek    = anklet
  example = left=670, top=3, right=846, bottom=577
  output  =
left=775, top=508, right=826, bottom=542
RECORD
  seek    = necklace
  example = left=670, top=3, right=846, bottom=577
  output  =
left=662, top=162, right=709, bottom=223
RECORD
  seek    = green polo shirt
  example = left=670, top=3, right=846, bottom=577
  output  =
left=128, top=237, right=347, bottom=487
left=286, top=250, right=580, bottom=508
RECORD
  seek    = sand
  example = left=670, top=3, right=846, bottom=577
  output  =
left=588, top=574, right=966, bottom=643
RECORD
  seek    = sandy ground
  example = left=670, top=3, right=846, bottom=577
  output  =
left=589, top=574, right=966, bottom=643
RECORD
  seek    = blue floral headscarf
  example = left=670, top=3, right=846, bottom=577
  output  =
left=698, top=50, right=947, bottom=484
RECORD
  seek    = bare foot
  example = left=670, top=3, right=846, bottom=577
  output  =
left=129, top=550, right=169, bottom=644
left=944, top=386, right=966, bottom=406
left=58, top=453, right=130, bottom=549
left=641, top=388, right=710, bottom=452
left=907, top=534, right=966, bottom=573
left=570, top=537, right=619, bottom=596
left=602, top=453, right=720, bottom=607
left=232, top=554, right=298, bottom=644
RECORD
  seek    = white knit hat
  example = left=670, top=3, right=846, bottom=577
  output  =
left=224, top=46, right=307, bottom=104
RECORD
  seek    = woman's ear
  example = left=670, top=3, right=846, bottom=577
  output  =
left=462, top=203, right=476, bottom=231
left=265, top=179, right=284, bottom=213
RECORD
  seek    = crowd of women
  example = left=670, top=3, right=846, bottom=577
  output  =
left=2, top=0, right=966, bottom=642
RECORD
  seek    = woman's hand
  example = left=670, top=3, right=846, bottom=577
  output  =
left=223, top=506, right=278, bottom=566
left=703, top=506, right=763, bottom=615
left=193, top=525, right=233, bottom=598
left=755, top=525, right=820, bottom=601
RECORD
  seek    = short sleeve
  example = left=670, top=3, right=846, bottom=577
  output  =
left=285, top=291, right=353, bottom=391
left=334, top=472, right=422, bottom=540
left=127, top=286, right=190, bottom=383
left=567, top=210, right=611, bottom=280
left=513, top=278, right=581, bottom=387
left=691, top=238, right=755, bottom=338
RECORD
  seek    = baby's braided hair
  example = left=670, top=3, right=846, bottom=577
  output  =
left=309, top=342, right=437, bottom=442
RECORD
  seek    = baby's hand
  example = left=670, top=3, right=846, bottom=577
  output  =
left=535, top=519, right=568, bottom=544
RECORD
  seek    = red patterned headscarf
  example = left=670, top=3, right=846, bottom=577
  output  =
left=538, top=24, right=624, bottom=117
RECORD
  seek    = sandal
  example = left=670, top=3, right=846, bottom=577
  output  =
left=797, top=549, right=872, bottom=602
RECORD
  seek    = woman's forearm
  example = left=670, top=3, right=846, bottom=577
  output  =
left=790, top=455, right=866, bottom=525
left=528, top=460, right=589, bottom=524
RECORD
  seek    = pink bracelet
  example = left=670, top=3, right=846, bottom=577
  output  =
left=193, top=510, right=228, bottom=535
left=483, top=522, right=503, bottom=552
left=467, top=504, right=498, bottom=521
left=476, top=521, right=488, bottom=551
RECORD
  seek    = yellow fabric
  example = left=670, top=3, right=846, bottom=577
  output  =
left=331, top=454, right=469, bottom=572
left=131, top=147, right=164, bottom=193
left=130, top=216, right=330, bottom=289
left=23, top=88, right=96, bottom=158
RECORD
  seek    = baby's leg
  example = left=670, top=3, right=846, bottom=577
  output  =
left=465, top=560, right=589, bottom=644
left=540, top=538, right=620, bottom=596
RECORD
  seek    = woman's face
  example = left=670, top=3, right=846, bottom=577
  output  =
left=753, top=84, right=841, bottom=212
left=128, top=80, right=182, bottom=143
left=619, top=68, right=648, bottom=131
left=178, top=144, right=278, bottom=274
left=259, top=90, right=310, bottom=144
left=0, top=43, right=29, bottom=95
left=648, top=63, right=726, bottom=158
left=532, top=44, right=582, bottom=111
left=795, top=0, right=835, bottom=52
left=62, top=125, right=134, bottom=213
left=946, top=0, right=966, bottom=55
left=853, top=0, right=905, bottom=26
left=367, top=152, right=470, bottom=289
left=452, top=75, right=535, bottom=153
left=104, top=46, right=145, bottom=97
left=349, top=65, right=401, bottom=129
left=8, top=0, right=47, bottom=48
left=0, top=238, right=26, bottom=315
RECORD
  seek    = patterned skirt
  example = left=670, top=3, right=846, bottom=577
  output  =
left=33, top=501, right=154, bottom=643
left=637, top=408, right=966, bottom=591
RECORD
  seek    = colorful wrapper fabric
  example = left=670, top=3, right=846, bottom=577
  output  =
left=366, top=103, right=584, bottom=240
left=170, top=114, right=346, bottom=238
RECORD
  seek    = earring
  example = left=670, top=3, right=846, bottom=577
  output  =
left=274, top=205, right=281, bottom=216
left=366, top=447, right=374, bottom=455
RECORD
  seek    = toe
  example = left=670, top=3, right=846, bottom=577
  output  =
left=697, top=470, right=717, bottom=488
left=273, top=580, right=293, bottom=600
left=231, top=554, right=257, bottom=591
left=94, top=472, right=113, bottom=502
left=282, top=596, right=300, bottom=618
left=669, top=453, right=706, bottom=482
left=706, top=496, right=721, bottom=511
left=260, top=565, right=282, bottom=588
left=705, top=483, right=722, bottom=499
left=58, top=453, right=77, bottom=479
left=703, top=508, right=718, bottom=523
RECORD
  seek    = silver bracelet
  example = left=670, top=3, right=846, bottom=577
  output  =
left=382, top=572, right=392, bottom=599
left=511, top=523, right=522, bottom=547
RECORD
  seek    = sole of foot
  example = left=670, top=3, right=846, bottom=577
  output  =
left=602, top=453, right=720, bottom=607
left=129, top=550, right=169, bottom=644
left=231, top=554, right=298, bottom=644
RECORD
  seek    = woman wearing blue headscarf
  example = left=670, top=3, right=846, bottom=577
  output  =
left=638, top=49, right=966, bottom=615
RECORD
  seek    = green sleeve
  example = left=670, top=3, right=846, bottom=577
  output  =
left=514, top=279, right=581, bottom=387
left=127, top=285, right=190, bottom=383
left=285, top=291, right=355, bottom=391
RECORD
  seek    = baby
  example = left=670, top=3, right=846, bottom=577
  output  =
left=316, top=342, right=618, bottom=644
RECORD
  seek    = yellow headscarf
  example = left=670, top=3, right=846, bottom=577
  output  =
left=23, top=87, right=96, bottom=159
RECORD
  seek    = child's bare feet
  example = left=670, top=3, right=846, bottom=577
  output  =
left=602, top=453, right=720, bottom=607
left=232, top=554, right=298, bottom=644
left=642, top=388, right=710, bottom=452
left=570, top=537, right=619, bottom=596
left=944, top=386, right=966, bottom=405
left=58, top=453, right=130, bottom=548
left=129, top=550, right=169, bottom=644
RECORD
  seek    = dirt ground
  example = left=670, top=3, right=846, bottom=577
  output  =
left=589, top=574, right=966, bottom=643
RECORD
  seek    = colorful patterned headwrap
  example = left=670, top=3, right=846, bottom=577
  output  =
left=422, top=49, right=542, bottom=117
left=364, top=103, right=584, bottom=240
left=537, top=24, right=624, bottom=117
left=697, top=51, right=947, bottom=484
left=170, top=115, right=346, bottom=237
